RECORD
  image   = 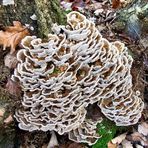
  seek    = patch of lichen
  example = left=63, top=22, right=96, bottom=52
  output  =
left=50, top=0, right=66, bottom=25
left=34, top=0, right=66, bottom=38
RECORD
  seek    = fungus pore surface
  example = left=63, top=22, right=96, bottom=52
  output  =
left=12, top=11, right=144, bottom=145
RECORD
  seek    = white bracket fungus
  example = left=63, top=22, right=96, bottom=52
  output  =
left=12, top=11, right=144, bottom=145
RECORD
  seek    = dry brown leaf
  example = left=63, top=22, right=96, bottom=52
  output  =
left=111, top=133, right=127, bottom=144
left=4, top=114, right=13, bottom=124
left=60, top=142, right=84, bottom=148
left=0, top=107, right=5, bottom=117
left=68, top=142, right=84, bottom=148
left=4, top=53, right=18, bottom=69
left=0, top=21, right=30, bottom=54
left=138, top=122, right=148, bottom=136
left=135, top=144, right=143, bottom=148
left=129, top=132, right=148, bottom=146
left=121, top=139, right=133, bottom=148
left=41, top=144, right=48, bottom=148
left=130, top=132, right=143, bottom=142
left=47, top=131, right=59, bottom=148
left=112, top=0, right=121, bottom=9
left=112, top=0, right=132, bottom=8
left=108, top=141, right=117, bottom=148
left=85, top=0, right=90, bottom=4
left=6, top=78, right=22, bottom=96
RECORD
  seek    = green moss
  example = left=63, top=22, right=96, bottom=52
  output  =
left=92, top=119, right=127, bottom=148
left=53, top=68, right=61, bottom=74
left=51, top=0, right=66, bottom=25
left=34, top=0, right=66, bottom=38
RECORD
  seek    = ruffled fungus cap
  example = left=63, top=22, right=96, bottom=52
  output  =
left=12, top=11, right=144, bottom=145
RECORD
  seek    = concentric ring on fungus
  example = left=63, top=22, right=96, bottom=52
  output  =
left=12, top=11, right=144, bottom=145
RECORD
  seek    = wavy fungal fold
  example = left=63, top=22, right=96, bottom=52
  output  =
left=12, top=11, right=144, bottom=145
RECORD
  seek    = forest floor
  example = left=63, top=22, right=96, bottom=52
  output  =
left=0, top=0, right=148, bottom=148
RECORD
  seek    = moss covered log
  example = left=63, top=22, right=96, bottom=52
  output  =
left=34, top=0, right=66, bottom=37
left=0, top=0, right=66, bottom=37
left=0, top=0, right=36, bottom=30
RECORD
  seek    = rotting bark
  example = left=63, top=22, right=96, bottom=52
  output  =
left=0, top=0, right=66, bottom=37
left=34, top=0, right=66, bottom=37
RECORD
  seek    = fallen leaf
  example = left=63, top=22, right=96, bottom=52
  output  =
left=0, top=107, right=5, bottom=117
left=121, top=139, right=133, bottom=148
left=138, top=122, right=148, bottom=136
left=4, top=53, right=18, bottom=69
left=64, top=0, right=91, bottom=11
left=85, top=0, right=90, bottom=4
left=135, top=144, right=144, bottom=148
left=111, top=133, right=127, bottom=144
left=71, top=0, right=85, bottom=10
left=130, top=132, right=143, bottom=142
left=42, top=144, right=48, bottom=148
left=60, top=142, right=84, bottom=148
left=68, top=142, right=84, bottom=148
left=94, top=9, right=104, bottom=16
left=112, top=0, right=121, bottom=9
left=0, top=21, right=30, bottom=54
left=61, top=1, right=72, bottom=10
left=107, top=141, right=117, bottom=148
left=47, top=131, right=59, bottom=148
left=6, top=78, right=22, bottom=97
left=4, top=114, right=13, bottom=124
left=126, top=131, right=148, bottom=146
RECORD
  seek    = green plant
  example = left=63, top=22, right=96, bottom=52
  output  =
left=92, top=119, right=126, bottom=148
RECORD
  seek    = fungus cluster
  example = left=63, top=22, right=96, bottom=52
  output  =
left=12, top=11, right=144, bottom=145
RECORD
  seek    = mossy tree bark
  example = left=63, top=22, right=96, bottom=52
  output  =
left=34, top=0, right=66, bottom=37
left=0, top=0, right=66, bottom=37
left=0, top=0, right=66, bottom=108
left=0, top=0, right=66, bottom=104
left=0, top=1, right=66, bottom=146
